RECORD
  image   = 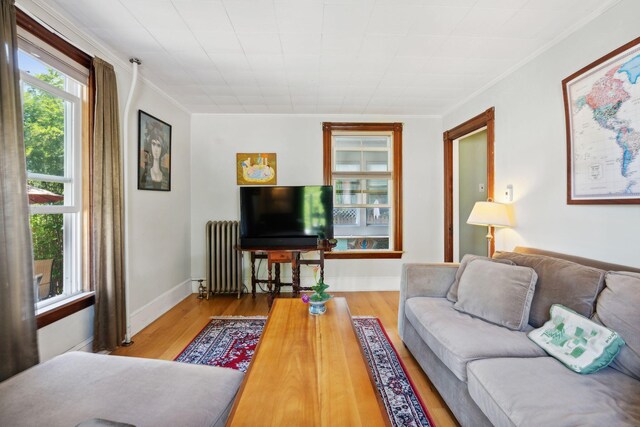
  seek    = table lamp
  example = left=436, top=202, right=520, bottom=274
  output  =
left=467, top=200, right=513, bottom=255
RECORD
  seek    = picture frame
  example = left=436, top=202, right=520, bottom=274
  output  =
left=562, top=36, right=640, bottom=204
left=138, top=110, right=171, bottom=191
left=236, top=153, right=277, bottom=185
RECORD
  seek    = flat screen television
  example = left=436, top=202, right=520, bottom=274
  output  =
left=240, top=185, right=334, bottom=248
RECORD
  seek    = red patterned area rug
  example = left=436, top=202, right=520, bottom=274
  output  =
left=175, top=316, right=434, bottom=427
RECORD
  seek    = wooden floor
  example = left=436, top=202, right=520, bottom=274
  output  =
left=112, top=292, right=458, bottom=427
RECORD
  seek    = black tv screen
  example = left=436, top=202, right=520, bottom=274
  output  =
left=240, top=185, right=333, bottom=248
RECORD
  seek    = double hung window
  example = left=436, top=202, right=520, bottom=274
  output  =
left=17, top=21, right=91, bottom=316
left=323, top=123, right=403, bottom=258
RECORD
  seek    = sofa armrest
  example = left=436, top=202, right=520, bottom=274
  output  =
left=398, top=263, right=458, bottom=340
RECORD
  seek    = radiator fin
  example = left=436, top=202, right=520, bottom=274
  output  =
left=206, top=221, right=242, bottom=298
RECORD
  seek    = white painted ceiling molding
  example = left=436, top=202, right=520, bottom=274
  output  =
left=23, top=0, right=621, bottom=116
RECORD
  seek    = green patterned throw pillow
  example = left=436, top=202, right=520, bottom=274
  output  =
left=528, top=304, right=625, bottom=374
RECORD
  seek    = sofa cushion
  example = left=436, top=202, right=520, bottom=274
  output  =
left=594, top=271, right=640, bottom=380
left=405, top=297, right=546, bottom=382
left=0, top=352, right=244, bottom=427
left=467, top=357, right=640, bottom=427
left=528, top=304, right=625, bottom=374
left=493, top=251, right=605, bottom=327
left=446, top=254, right=515, bottom=302
left=454, top=260, right=537, bottom=331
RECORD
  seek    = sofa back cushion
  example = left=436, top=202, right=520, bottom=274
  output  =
left=594, top=271, right=640, bottom=380
left=446, top=254, right=515, bottom=302
left=454, top=259, right=538, bottom=331
left=493, top=251, right=605, bottom=327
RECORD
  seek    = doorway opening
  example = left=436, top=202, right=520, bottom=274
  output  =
left=443, top=107, right=495, bottom=262
left=454, top=128, right=488, bottom=261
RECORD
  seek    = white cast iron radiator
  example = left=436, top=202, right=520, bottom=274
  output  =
left=205, top=221, right=243, bottom=298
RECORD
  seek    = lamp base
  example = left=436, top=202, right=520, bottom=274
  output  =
left=485, top=226, right=494, bottom=257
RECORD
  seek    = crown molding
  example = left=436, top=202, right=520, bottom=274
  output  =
left=190, top=112, right=442, bottom=119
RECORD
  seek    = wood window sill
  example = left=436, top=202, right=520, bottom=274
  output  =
left=36, top=292, right=95, bottom=329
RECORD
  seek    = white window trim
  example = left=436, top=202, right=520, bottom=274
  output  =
left=20, top=52, right=84, bottom=310
left=330, top=131, right=395, bottom=251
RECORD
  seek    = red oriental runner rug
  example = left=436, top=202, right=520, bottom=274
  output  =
left=175, top=316, right=434, bottom=427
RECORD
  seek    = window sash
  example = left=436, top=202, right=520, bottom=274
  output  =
left=20, top=55, right=85, bottom=310
left=333, top=178, right=392, bottom=206
left=22, top=71, right=83, bottom=214
left=331, top=171, right=392, bottom=179
left=330, top=133, right=395, bottom=251
left=20, top=71, right=82, bottom=102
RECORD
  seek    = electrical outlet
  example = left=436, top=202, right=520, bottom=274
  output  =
left=479, top=183, right=485, bottom=193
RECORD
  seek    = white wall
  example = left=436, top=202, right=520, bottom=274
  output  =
left=443, top=0, right=640, bottom=268
left=38, top=306, right=93, bottom=361
left=190, top=114, right=442, bottom=291
left=124, top=82, right=192, bottom=322
left=20, top=1, right=192, bottom=359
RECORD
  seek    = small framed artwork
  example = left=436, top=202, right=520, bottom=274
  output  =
left=138, top=110, right=171, bottom=191
left=562, top=36, right=640, bottom=204
left=236, top=153, right=277, bottom=185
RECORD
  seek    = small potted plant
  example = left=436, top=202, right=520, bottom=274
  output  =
left=302, top=266, right=331, bottom=315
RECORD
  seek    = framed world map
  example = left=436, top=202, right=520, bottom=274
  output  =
left=563, top=36, right=640, bottom=204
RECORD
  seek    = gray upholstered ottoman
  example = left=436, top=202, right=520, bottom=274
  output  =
left=0, top=352, right=243, bottom=427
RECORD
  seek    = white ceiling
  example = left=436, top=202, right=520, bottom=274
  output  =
left=43, top=0, right=614, bottom=115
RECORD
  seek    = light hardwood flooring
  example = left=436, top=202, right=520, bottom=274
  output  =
left=111, top=292, right=458, bottom=427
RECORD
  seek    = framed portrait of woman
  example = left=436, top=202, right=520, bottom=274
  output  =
left=138, top=110, right=171, bottom=191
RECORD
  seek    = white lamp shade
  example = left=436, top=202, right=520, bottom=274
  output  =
left=467, top=201, right=512, bottom=227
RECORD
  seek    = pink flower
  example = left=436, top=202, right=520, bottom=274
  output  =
left=301, top=294, right=310, bottom=304
left=312, top=265, right=320, bottom=282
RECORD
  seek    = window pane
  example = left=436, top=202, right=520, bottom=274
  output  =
left=364, top=151, right=388, bottom=171
left=332, top=207, right=390, bottom=251
left=335, top=162, right=360, bottom=172
left=334, top=179, right=361, bottom=204
left=31, top=213, right=64, bottom=302
left=27, top=180, right=64, bottom=206
left=335, top=136, right=389, bottom=148
left=367, top=207, right=389, bottom=225
left=335, top=151, right=361, bottom=171
left=334, top=237, right=389, bottom=250
left=18, top=50, right=66, bottom=89
left=23, top=83, right=67, bottom=176
left=333, top=208, right=359, bottom=225
left=335, top=179, right=389, bottom=205
left=366, top=179, right=388, bottom=204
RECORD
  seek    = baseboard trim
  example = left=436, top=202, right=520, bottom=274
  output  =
left=69, top=336, right=93, bottom=353
left=327, top=276, right=399, bottom=292
left=130, top=279, right=192, bottom=336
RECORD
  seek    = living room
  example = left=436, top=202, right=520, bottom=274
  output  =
left=1, top=0, right=639, bottom=426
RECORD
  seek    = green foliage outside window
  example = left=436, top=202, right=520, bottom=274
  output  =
left=24, top=69, right=66, bottom=293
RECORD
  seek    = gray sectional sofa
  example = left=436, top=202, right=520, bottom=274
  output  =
left=399, top=247, right=640, bottom=427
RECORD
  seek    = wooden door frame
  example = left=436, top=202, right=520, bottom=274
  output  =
left=443, top=107, right=495, bottom=262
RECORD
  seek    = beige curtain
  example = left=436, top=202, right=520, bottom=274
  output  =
left=92, top=57, right=126, bottom=352
left=0, top=0, right=40, bottom=381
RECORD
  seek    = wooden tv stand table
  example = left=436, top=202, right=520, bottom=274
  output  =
left=239, top=243, right=332, bottom=301
left=226, top=297, right=389, bottom=426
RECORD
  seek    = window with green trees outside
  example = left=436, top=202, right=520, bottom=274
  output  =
left=18, top=44, right=86, bottom=309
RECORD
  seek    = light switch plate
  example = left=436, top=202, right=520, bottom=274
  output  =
left=505, top=184, right=513, bottom=201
